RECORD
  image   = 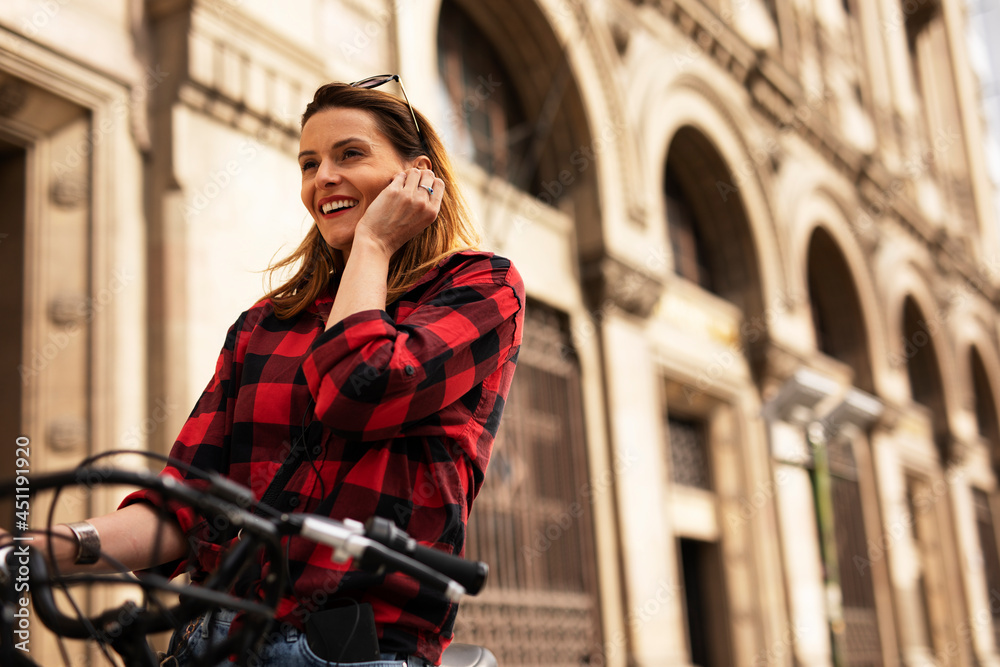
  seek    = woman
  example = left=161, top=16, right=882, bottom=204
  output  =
left=16, top=78, right=524, bottom=666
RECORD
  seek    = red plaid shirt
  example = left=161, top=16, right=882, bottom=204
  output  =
left=121, top=251, right=524, bottom=663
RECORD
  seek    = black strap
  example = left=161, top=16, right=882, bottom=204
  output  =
left=228, top=417, right=320, bottom=597
left=257, top=439, right=307, bottom=514
left=254, top=397, right=321, bottom=517
left=218, top=409, right=318, bottom=546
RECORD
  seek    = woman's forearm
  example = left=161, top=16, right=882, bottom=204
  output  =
left=10, top=503, right=187, bottom=575
left=326, top=235, right=391, bottom=330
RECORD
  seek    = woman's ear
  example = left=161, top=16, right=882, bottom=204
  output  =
left=411, top=155, right=432, bottom=170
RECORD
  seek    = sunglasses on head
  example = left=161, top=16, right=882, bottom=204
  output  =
left=350, top=74, right=426, bottom=151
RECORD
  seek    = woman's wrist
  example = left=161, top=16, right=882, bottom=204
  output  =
left=349, top=228, right=396, bottom=264
left=326, top=233, right=392, bottom=330
left=64, top=521, right=101, bottom=565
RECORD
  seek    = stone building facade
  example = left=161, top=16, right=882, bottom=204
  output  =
left=1, top=0, right=1000, bottom=666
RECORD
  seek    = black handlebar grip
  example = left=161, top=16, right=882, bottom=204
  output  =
left=408, top=541, right=489, bottom=596
left=364, top=517, right=488, bottom=596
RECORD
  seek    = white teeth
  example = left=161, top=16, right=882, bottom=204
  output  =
left=321, top=199, right=358, bottom=214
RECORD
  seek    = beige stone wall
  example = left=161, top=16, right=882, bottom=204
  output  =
left=4, top=0, right=1000, bottom=665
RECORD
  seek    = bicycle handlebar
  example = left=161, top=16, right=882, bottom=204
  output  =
left=0, top=464, right=490, bottom=666
left=364, top=516, right=488, bottom=595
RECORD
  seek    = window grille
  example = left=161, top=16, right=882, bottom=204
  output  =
left=456, top=303, right=603, bottom=666
left=973, top=488, right=1000, bottom=650
left=667, top=415, right=711, bottom=490
left=831, top=471, right=883, bottom=666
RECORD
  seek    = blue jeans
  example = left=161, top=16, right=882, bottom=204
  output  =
left=165, top=608, right=429, bottom=666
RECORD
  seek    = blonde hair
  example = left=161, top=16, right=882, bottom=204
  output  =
left=265, top=83, right=481, bottom=319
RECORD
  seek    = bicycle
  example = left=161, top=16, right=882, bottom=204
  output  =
left=0, top=461, right=498, bottom=667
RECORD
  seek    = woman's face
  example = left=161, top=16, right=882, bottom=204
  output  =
left=298, top=106, right=413, bottom=260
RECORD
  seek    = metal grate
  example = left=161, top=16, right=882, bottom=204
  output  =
left=832, top=470, right=882, bottom=665
left=973, top=488, right=1000, bottom=650
left=455, top=303, right=603, bottom=666
left=668, top=416, right=712, bottom=490
left=841, top=607, right=882, bottom=667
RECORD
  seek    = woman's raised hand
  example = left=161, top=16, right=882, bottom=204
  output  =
left=355, top=167, right=445, bottom=259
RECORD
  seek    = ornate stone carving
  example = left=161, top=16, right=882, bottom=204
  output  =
left=48, top=416, right=87, bottom=452
left=49, top=293, right=90, bottom=327
left=0, top=76, right=28, bottom=117
left=51, top=171, right=89, bottom=208
left=580, top=252, right=664, bottom=318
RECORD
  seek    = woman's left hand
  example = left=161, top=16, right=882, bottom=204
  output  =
left=355, top=167, right=445, bottom=259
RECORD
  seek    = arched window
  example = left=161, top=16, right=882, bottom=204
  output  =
left=665, top=160, right=715, bottom=291
left=902, top=297, right=948, bottom=459
left=805, top=228, right=883, bottom=665
left=437, top=0, right=534, bottom=190
left=972, top=347, right=1000, bottom=446
left=663, top=127, right=762, bottom=314
left=970, top=348, right=1000, bottom=649
left=806, top=228, right=874, bottom=393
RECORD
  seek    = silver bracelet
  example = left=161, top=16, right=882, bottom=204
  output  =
left=65, top=521, right=101, bottom=565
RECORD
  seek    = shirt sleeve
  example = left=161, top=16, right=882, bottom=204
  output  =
left=301, top=254, right=524, bottom=441
left=117, top=308, right=255, bottom=575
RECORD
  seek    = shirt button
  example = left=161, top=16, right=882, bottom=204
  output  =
left=404, top=365, right=416, bottom=376
left=288, top=497, right=299, bottom=507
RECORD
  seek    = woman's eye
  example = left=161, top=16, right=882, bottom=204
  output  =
left=300, top=160, right=318, bottom=172
left=342, top=148, right=363, bottom=159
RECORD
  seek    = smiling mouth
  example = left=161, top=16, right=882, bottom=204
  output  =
left=321, top=199, right=359, bottom=215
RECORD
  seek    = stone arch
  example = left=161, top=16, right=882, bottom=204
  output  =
left=878, top=238, right=968, bottom=431
left=431, top=0, right=630, bottom=258
left=637, top=74, right=785, bottom=357
left=970, top=344, right=1000, bottom=463
left=804, top=226, right=875, bottom=393
left=952, top=308, right=1000, bottom=451
left=901, top=293, right=954, bottom=459
left=786, top=185, right=891, bottom=396
left=663, top=124, right=765, bottom=317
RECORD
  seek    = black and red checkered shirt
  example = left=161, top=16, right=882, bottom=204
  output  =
left=121, top=251, right=524, bottom=663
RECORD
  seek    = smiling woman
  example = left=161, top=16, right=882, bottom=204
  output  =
left=134, top=80, right=524, bottom=665
left=297, top=107, right=439, bottom=267
left=11, top=78, right=525, bottom=667
left=266, top=81, right=483, bottom=320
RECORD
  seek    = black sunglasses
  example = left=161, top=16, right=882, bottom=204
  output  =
left=350, top=74, right=426, bottom=151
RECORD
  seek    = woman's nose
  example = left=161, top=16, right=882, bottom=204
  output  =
left=316, top=161, right=342, bottom=188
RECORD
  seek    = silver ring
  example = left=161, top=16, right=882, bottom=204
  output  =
left=420, top=185, right=433, bottom=195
